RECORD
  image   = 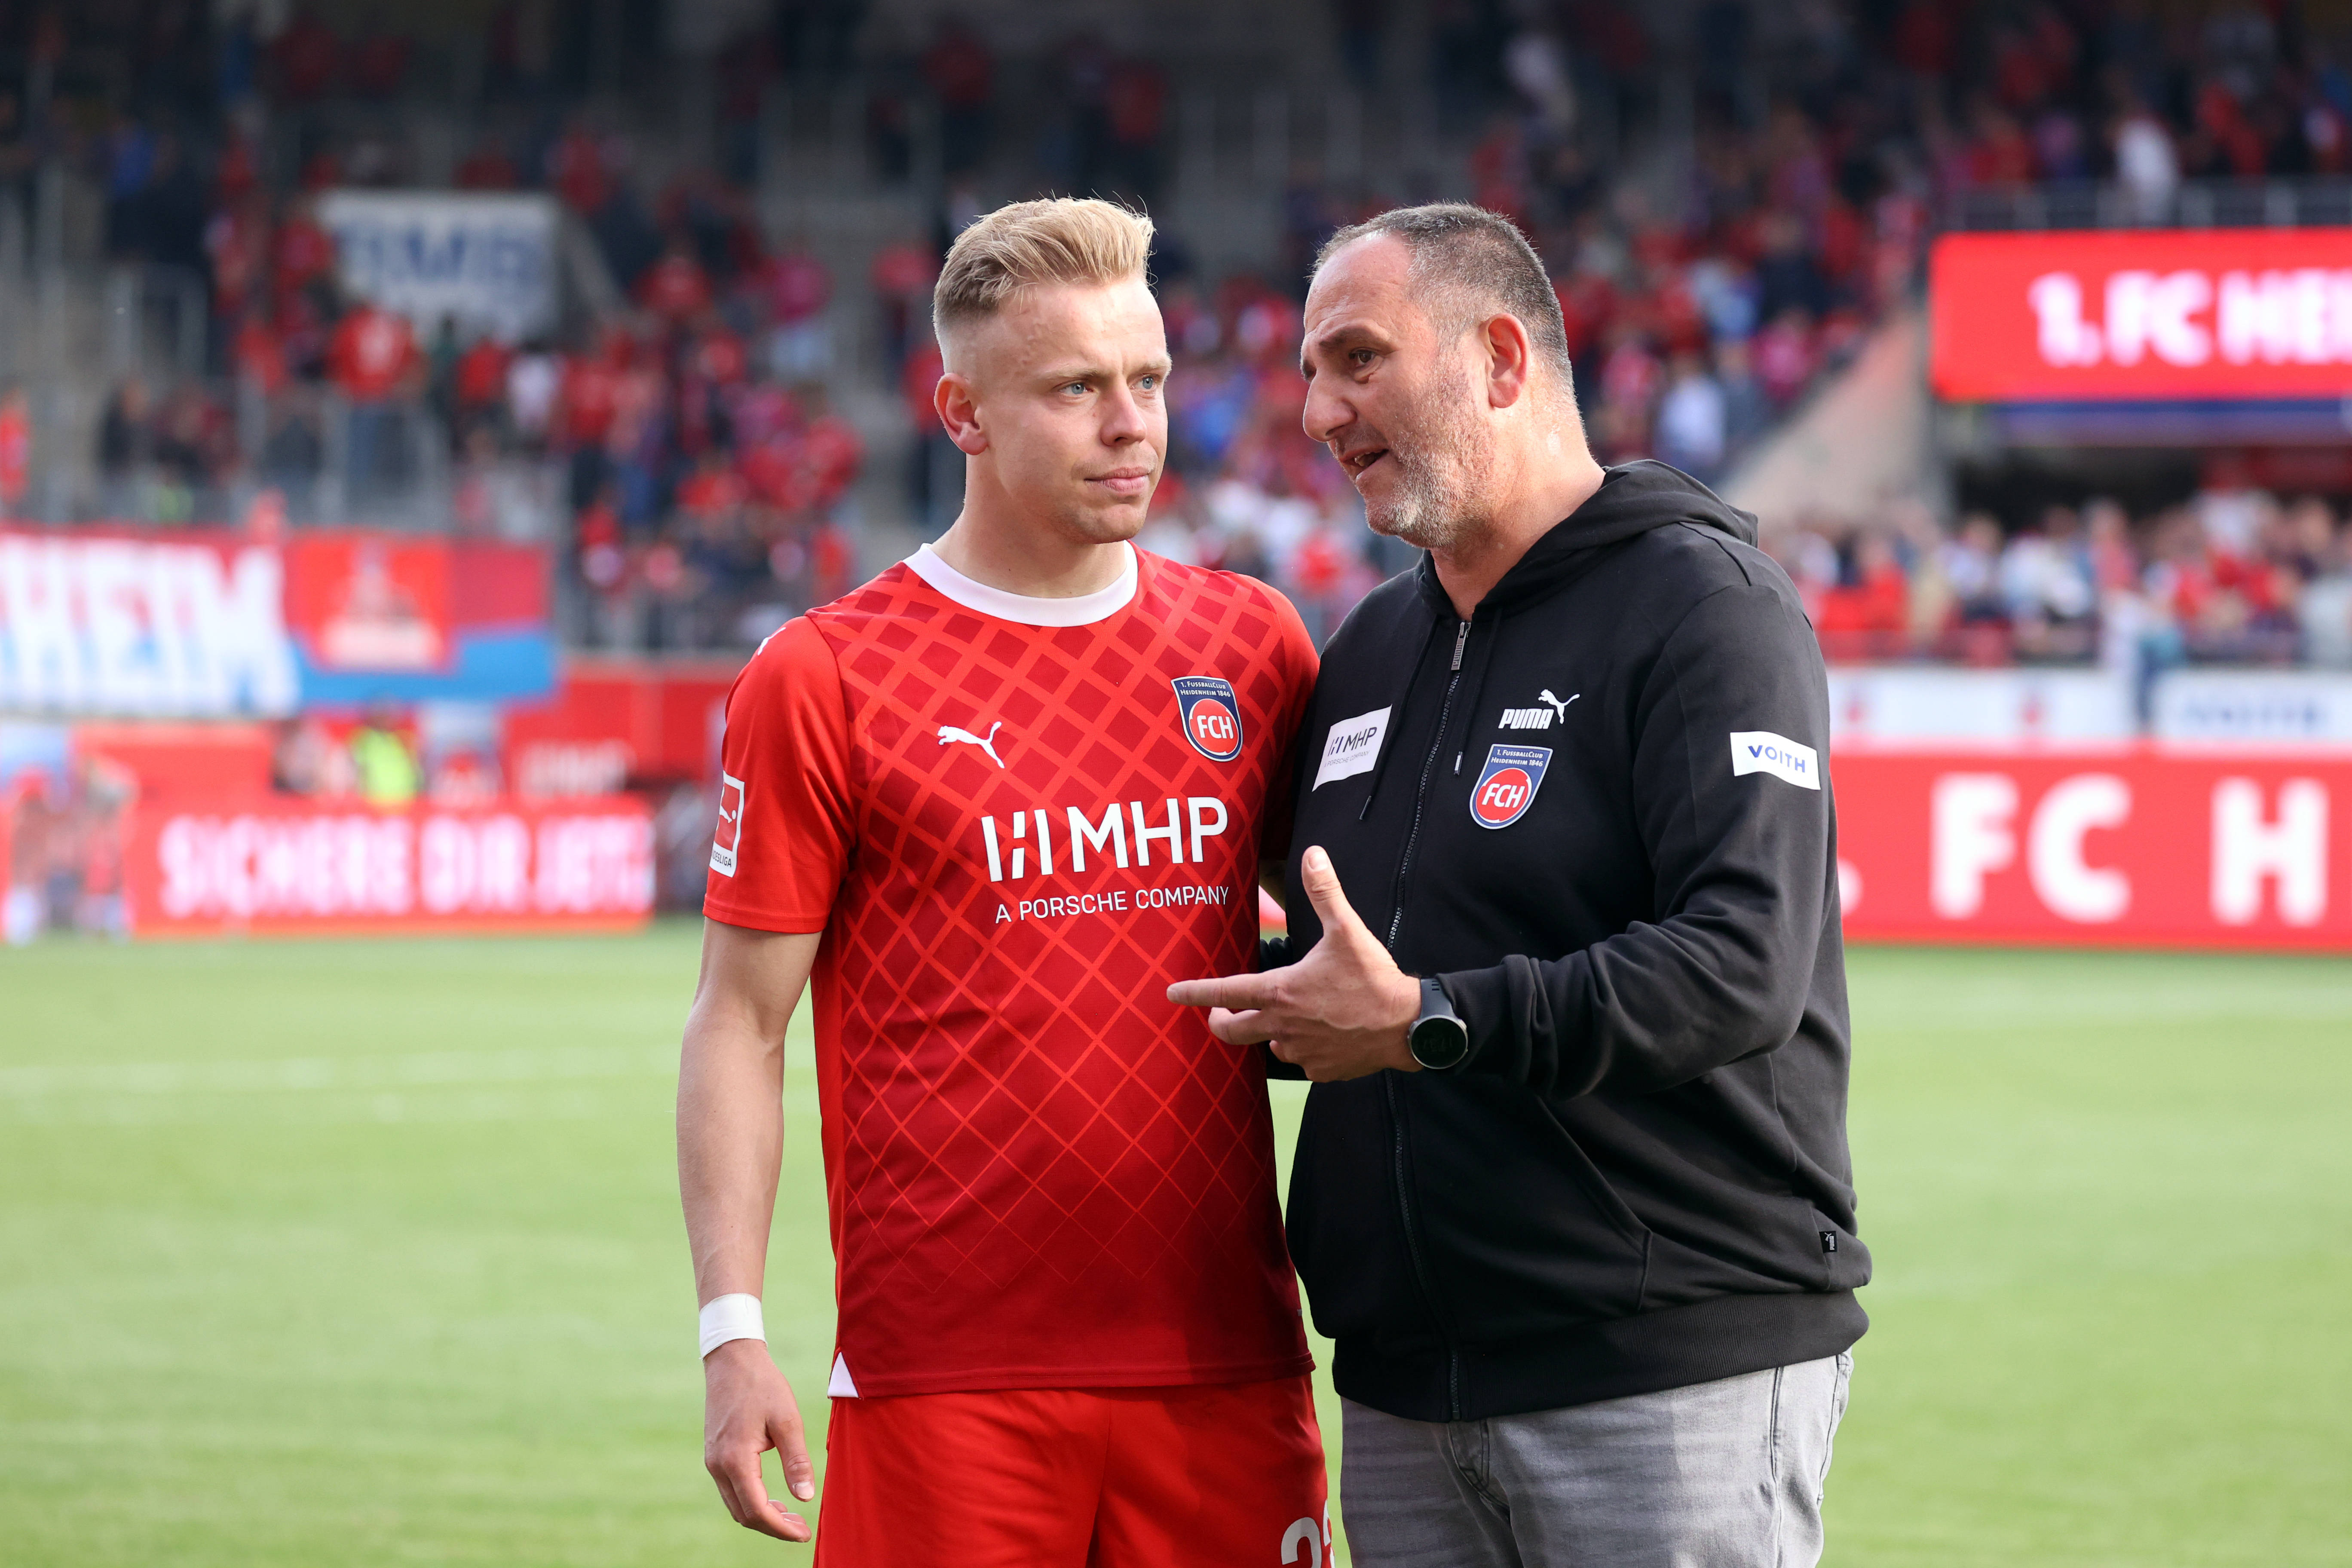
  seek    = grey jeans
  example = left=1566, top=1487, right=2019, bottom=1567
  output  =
left=1341, top=1353, right=1853, bottom=1568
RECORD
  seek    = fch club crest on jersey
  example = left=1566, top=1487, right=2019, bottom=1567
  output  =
left=1172, top=675, right=1244, bottom=762
left=1470, top=745, right=1552, bottom=829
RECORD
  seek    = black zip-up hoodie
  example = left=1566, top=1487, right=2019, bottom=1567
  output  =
left=1272, top=460, right=1869, bottom=1423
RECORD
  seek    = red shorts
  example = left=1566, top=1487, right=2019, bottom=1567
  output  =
left=813, top=1375, right=1331, bottom=1568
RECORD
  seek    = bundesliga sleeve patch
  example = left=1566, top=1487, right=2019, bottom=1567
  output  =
left=710, top=771, right=745, bottom=876
left=1172, top=675, right=1244, bottom=762
left=1728, top=731, right=1821, bottom=790
left=1470, top=745, right=1552, bottom=829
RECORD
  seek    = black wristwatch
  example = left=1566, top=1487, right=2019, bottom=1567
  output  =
left=1407, top=975, right=1470, bottom=1071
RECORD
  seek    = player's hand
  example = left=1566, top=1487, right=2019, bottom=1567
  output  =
left=702, top=1338, right=817, bottom=1542
left=1167, top=845, right=1421, bottom=1081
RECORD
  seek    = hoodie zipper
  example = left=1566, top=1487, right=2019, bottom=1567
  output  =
left=1383, top=613, right=1470, bottom=1419
left=1383, top=1072, right=1462, bottom=1419
left=1386, top=616, right=1470, bottom=949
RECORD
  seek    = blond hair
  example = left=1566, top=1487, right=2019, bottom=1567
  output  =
left=932, top=198, right=1154, bottom=339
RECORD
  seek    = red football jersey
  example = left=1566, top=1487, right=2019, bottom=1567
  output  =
left=705, top=545, right=1318, bottom=1398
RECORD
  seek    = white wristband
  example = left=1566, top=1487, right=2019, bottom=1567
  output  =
left=698, top=1293, right=766, bottom=1358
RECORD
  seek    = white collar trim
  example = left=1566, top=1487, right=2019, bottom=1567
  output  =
left=902, top=542, right=1138, bottom=627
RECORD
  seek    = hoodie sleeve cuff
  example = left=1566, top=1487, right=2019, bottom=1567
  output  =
left=1439, top=965, right=1508, bottom=1075
left=1262, top=1044, right=1305, bottom=1081
left=1439, top=957, right=1571, bottom=1089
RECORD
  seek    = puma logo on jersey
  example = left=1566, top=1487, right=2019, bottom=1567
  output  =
left=938, top=721, right=1005, bottom=768
left=1499, top=690, right=1579, bottom=730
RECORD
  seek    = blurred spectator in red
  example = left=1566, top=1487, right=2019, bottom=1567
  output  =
left=452, top=334, right=511, bottom=429
left=800, top=397, right=864, bottom=511
left=346, top=18, right=412, bottom=99
left=456, top=138, right=520, bottom=190
left=272, top=6, right=342, bottom=103
left=0, top=386, right=28, bottom=518
left=329, top=303, right=422, bottom=505
left=689, top=322, right=750, bottom=389
left=677, top=450, right=748, bottom=520
left=273, top=198, right=336, bottom=304
left=558, top=336, right=626, bottom=510
left=761, top=244, right=834, bottom=381
left=577, top=487, right=628, bottom=602
left=214, top=134, right=260, bottom=205
left=1965, top=103, right=2039, bottom=186
left=923, top=21, right=995, bottom=174
left=298, top=147, right=344, bottom=191
left=1103, top=57, right=1169, bottom=200
left=1751, top=310, right=1817, bottom=406
left=1890, top=0, right=1956, bottom=80
left=548, top=119, right=613, bottom=215
left=811, top=521, right=855, bottom=603
left=2192, top=82, right=2269, bottom=178
left=326, top=303, right=418, bottom=404
left=872, top=238, right=939, bottom=371
left=233, top=314, right=289, bottom=395
left=1815, top=535, right=1912, bottom=641
left=1595, top=326, right=1661, bottom=458
left=637, top=236, right=714, bottom=324
left=902, top=334, right=954, bottom=531
left=1469, top=117, right=1531, bottom=224
left=205, top=193, right=271, bottom=318
left=560, top=336, right=624, bottom=448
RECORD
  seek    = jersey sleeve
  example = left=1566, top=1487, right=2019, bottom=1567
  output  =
left=702, top=617, right=854, bottom=933
left=1255, top=582, right=1321, bottom=863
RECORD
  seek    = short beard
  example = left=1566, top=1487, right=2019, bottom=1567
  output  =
left=1362, top=360, right=1491, bottom=552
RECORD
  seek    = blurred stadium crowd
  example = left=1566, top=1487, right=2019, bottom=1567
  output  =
left=8, top=0, right=2350, bottom=665
left=1776, top=483, right=2352, bottom=671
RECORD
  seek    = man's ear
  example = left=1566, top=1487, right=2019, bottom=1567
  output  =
left=1482, top=313, right=1536, bottom=411
left=934, top=371, right=989, bottom=455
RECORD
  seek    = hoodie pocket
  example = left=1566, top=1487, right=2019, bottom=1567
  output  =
left=1403, top=1078, right=1652, bottom=1338
left=1288, top=1079, right=1440, bottom=1348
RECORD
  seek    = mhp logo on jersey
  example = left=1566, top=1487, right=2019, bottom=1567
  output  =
left=1469, top=745, right=1552, bottom=829
left=1172, top=675, right=1244, bottom=762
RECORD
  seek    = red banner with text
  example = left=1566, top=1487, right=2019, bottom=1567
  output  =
left=1929, top=229, right=2352, bottom=401
left=1835, top=751, right=2350, bottom=949
left=122, top=797, right=655, bottom=938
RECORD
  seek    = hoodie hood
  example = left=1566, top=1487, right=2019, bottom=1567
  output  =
left=1415, top=459, right=1759, bottom=618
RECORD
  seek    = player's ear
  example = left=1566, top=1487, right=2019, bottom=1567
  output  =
left=935, top=371, right=989, bottom=456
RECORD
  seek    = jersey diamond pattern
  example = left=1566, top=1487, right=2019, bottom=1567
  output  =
left=710, top=551, right=1318, bottom=1397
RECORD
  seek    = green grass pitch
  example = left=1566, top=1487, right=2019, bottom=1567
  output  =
left=3, top=926, right=2347, bottom=1566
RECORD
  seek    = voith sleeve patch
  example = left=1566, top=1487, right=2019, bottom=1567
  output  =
left=1728, top=730, right=1821, bottom=790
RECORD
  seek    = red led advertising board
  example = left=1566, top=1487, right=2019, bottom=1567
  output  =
left=1929, top=229, right=2352, bottom=401
left=1834, top=752, right=2350, bottom=949
left=121, top=797, right=655, bottom=938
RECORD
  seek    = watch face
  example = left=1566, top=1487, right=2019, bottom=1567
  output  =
left=1411, top=1016, right=1469, bottom=1069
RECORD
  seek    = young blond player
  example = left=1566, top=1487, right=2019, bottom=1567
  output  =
left=677, top=199, right=1333, bottom=1568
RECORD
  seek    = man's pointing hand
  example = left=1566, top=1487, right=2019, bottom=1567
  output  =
left=1168, top=845, right=1423, bottom=1081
